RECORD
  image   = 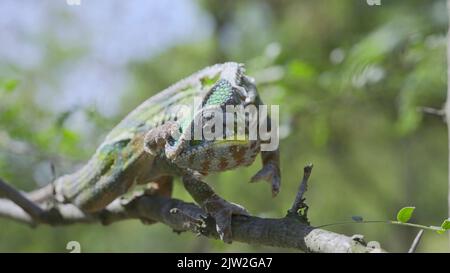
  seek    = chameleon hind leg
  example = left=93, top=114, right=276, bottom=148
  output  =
left=139, top=176, right=174, bottom=225
left=146, top=176, right=173, bottom=197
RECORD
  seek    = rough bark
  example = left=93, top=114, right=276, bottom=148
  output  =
left=0, top=177, right=385, bottom=253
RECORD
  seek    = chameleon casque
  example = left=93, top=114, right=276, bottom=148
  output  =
left=33, top=62, right=280, bottom=243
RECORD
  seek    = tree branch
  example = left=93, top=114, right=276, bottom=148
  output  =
left=288, top=163, right=313, bottom=221
left=0, top=192, right=385, bottom=253
left=0, top=178, right=46, bottom=222
left=408, top=229, right=424, bottom=253
left=0, top=165, right=386, bottom=253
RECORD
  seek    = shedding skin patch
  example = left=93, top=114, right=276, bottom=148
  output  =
left=230, top=145, right=247, bottom=165
left=205, top=148, right=215, bottom=158
left=244, top=144, right=259, bottom=166
left=188, top=154, right=195, bottom=166
left=201, top=157, right=210, bottom=174
left=201, top=148, right=216, bottom=173
left=218, top=157, right=229, bottom=170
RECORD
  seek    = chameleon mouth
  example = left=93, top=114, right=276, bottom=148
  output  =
left=214, top=139, right=250, bottom=145
left=174, top=136, right=250, bottom=160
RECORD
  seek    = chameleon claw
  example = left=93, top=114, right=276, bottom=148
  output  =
left=144, top=122, right=180, bottom=156
left=202, top=195, right=249, bottom=243
left=250, top=163, right=281, bottom=197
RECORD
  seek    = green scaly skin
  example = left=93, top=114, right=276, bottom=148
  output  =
left=41, top=62, right=280, bottom=243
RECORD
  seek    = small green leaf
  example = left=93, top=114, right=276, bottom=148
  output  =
left=3, top=79, right=19, bottom=92
left=396, top=207, right=415, bottom=223
left=429, top=226, right=446, bottom=234
left=440, top=219, right=450, bottom=231
left=351, top=216, right=363, bottom=222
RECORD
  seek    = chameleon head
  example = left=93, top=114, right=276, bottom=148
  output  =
left=164, top=78, right=260, bottom=174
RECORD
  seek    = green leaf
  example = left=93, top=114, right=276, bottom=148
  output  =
left=59, top=129, right=80, bottom=155
left=430, top=226, right=446, bottom=234
left=397, top=109, right=421, bottom=136
left=396, top=207, right=415, bottom=223
left=440, top=219, right=450, bottom=231
left=288, top=60, right=316, bottom=80
left=3, top=79, right=19, bottom=92
left=436, top=229, right=446, bottom=235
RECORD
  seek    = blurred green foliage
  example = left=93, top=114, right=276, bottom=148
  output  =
left=1, top=0, right=449, bottom=252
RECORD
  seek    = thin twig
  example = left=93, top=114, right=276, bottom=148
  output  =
left=417, top=106, right=445, bottom=117
left=49, top=162, right=57, bottom=206
left=0, top=178, right=45, bottom=222
left=408, top=229, right=424, bottom=253
left=288, top=163, right=313, bottom=218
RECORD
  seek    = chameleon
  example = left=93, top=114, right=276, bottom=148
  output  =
left=32, top=62, right=280, bottom=243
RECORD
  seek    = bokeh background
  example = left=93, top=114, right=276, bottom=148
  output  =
left=0, top=0, right=449, bottom=252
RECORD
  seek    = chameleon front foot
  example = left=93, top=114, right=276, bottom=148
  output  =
left=202, top=195, right=249, bottom=243
left=144, top=121, right=180, bottom=156
left=250, top=163, right=281, bottom=197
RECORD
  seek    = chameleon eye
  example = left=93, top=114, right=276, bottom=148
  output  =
left=167, top=136, right=176, bottom=146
